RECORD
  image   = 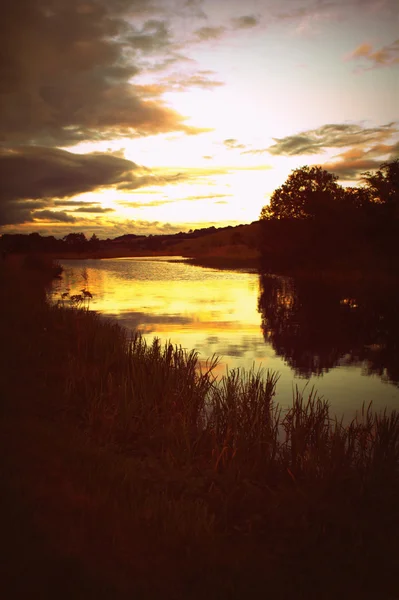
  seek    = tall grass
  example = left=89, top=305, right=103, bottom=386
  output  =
left=3, top=259, right=399, bottom=597
left=58, top=301, right=399, bottom=494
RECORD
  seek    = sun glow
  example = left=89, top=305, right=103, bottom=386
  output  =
left=2, top=0, right=398, bottom=236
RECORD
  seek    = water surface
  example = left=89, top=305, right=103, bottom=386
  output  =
left=52, top=257, right=399, bottom=418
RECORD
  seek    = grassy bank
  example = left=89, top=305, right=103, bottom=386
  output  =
left=1, top=258, right=399, bottom=599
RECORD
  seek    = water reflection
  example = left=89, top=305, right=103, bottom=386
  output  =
left=52, top=258, right=399, bottom=415
left=258, top=274, right=399, bottom=386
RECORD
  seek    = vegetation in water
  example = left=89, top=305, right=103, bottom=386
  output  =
left=2, top=258, right=399, bottom=599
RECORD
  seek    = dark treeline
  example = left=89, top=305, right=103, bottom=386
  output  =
left=258, top=274, right=399, bottom=385
left=0, top=225, right=227, bottom=254
left=258, top=159, right=399, bottom=272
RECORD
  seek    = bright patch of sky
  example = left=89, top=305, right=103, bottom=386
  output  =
left=1, top=0, right=397, bottom=235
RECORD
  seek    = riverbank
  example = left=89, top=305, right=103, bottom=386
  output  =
left=2, top=258, right=399, bottom=599
left=44, top=244, right=261, bottom=269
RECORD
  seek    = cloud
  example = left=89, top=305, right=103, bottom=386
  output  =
left=347, top=39, right=399, bottom=68
left=0, top=146, right=181, bottom=225
left=160, top=70, right=224, bottom=91
left=0, top=146, right=139, bottom=203
left=116, top=171, right=186, bottom=191
left=223, top=138, right=246, bottom=150
left=319, top=139, right=399, bottom=180
left=241, top=148, right=269, bottom=155
left=319, top=158, right=384, bottom=181
left=182, top=0, right=207, bottom=20
left=231, top=15, right=260, bottom=29
left=268, top=122, right=398, bottom=156
left=33, top=210, right=77, bottom=223
left=110, top=218, right=241, bottom=236
left=1, top=216, right=244, bottom=238
left=276, top=2, right=335, bottom=21
left=194, top=26, right=226, bottom=41
left=274, top=1, right=337, bottom=34
left=0, top=0, right=206, bottom=147
left=54, top=200, right=103, bottom=207
left=127, top=20, right=173, bottom=54
left=73, top=206, right=115, bottom=213
left=118, top=193, right=232, bottom=209
left=184, top=193, right=233, bottom=201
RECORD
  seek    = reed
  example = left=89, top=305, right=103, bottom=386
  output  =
left=3, top=259, right=399, bottom=598
left=58, top=300, right=399, bottom=495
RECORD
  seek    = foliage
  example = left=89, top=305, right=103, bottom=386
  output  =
left=260, top=165, right=343, bottom=220
left=362, top=158, right=399, bottom=211
left=342, top=185, right=374, bottom=210
left=63, top=232, right=88, bottom=248
left=89, top=232, right=100, bottom=250
left=258, top=160, right=399, bottom=272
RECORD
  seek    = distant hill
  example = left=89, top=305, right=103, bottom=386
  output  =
left=0, top=222, right=262, bottom=268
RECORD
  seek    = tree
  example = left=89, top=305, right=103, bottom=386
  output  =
left=89, top=233, right=100, bottom=250
left=342, top=186, right=374, bottom=210
left=361, top=159, right=399, bottom=218
left=63, top=232, right=87, bottom=251
left=260, top=166, right=344, bottom=221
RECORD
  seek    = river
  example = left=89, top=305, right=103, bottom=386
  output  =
left=51, top=257, right=399, bottom=418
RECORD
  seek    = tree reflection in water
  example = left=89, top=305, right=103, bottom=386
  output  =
left=257, top=274, right=399, bottom=385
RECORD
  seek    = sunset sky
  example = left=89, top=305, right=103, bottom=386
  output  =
left=1, top=0, right=398, bottom=238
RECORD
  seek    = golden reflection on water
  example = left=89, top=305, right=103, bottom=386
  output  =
left=53, top=257, right=399, bottom=417
left=56, top=258, right=274, bottom=371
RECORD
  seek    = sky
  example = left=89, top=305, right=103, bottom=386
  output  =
left=1, top=0, right=398, bottom=238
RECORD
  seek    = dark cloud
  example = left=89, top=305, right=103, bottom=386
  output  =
left=73, top=206, right=115, bottom=213
left=231, top=15, right=260, bottom=29
left=0, top=145, right=167, bottom=225
left=194, top=26, right=226, bottom=41
left=116, top=171, right=186, bottom=191
left=348, top=39, right=399, bottom=69
left=33, top=210, right=77, bottom=223
left=0, top=146, right=138, bottom=202
left=268, top=123, right=398, bottom=155
left=53, top=200, right=103, bottom=207
left=0, top=0, right=205, bottom=147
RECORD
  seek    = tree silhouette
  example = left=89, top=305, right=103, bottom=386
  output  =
left=89, top=233, right=100, bottom=250
left=260, top=166, right=343, bottom=221
left=63, top=232, right=87, bottom=251
left=362, top=159, right=399, bottom=217
left=361, top=159, right=399, bottom=263
left=257, top=274, right=399, bottom=384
